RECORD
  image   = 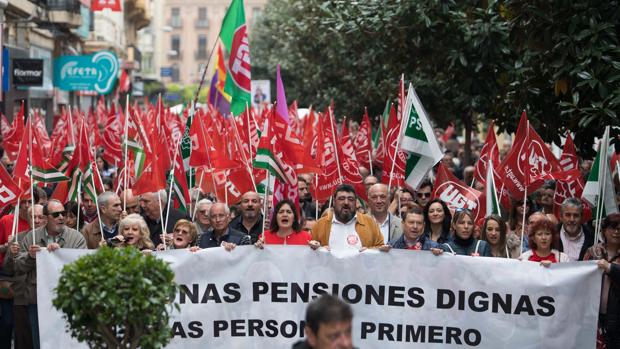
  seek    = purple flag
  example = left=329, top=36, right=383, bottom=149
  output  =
left=276, top=64, right=290, bottom=123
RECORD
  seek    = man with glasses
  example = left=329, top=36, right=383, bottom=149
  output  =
left=120, top=189, right=140, bottom=215
left=140, top=190, right=190, bottom=246
left=415, top=180, right=433, bottom=208
left=5, top=199, right=86, bottom=349
left=312, top=184, right=384, bottom=251
left=198, top=203, right=250, bottom=250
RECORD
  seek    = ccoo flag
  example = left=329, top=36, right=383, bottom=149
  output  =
left=399, top=83, right=443, bottom=189
left=220, top=0, right=251, bottom=116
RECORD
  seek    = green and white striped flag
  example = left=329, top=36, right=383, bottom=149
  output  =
left=582, top=126, right=617, bottom=220
left=180, top=105, right=195, bottom=187
left=399, top=83, right=443, bottom=189
left=486, top=160, right=501, bottom=217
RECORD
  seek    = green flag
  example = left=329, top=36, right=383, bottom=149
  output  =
left=485, top=160, right=501, bottom=217
left=220, top=0, right=251, bottom=116
left=582, top=126, right=617, bottom=220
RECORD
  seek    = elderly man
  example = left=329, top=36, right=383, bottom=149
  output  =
left=81, top=192, right=122, bottom=249
left=312, top=184, right=384, bottom=250
left=194, top=198, right=213, bottom=238
left=4, top=204, right=46, bottom=349
left=5, top=199, right=86, bottom=349
left=229, top=191, right=263, bottom=243
left=557, top=197, right=594, bottom=261
left=198, top=203, right=250, bottom=249
left=367, top=184, right=402, bottom=243
left=120, top=189, right=140, bottom=215
left=140, top=190, right=189, bottom=246
left=0, top=190, right=40, bottom=265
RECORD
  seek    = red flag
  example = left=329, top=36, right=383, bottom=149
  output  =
left=498, top=112, right=561, bottom=198
left=101, top=105, right=122, bottom=165
left=354, top=109, right=373, bottom=169
left=273, top=179, right=301, bottom=218
left=92, top=0, right=122, bottom=11
left=0, top=163, right=22, bottom=211
left=441, top=122, right=456, bottom=143
left=559, top=133, right=579, bottom=172
left=473, top=121, right=500, bottom=184
left=271, top=111, right=320, bottom=174
left=2, top=102, right=25, bottom=161
left=432, top=163, right=485, bottom=222
left=0, top=114, right=10, bottom=139
left=381, top=105, right=407, bottom=187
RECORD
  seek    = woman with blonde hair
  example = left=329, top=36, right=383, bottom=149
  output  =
left=156, top=219, right=199, bottom=251
left=109, top=213, right=154, bottom=251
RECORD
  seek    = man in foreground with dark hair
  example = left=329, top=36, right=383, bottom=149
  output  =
left=292, top=294, right=355, bottom=349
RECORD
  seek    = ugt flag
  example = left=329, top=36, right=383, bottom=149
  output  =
left=220, top=0, right=251, bottom=116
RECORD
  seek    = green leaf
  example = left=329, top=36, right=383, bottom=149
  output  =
left=577, top=71, right=592, bottom=80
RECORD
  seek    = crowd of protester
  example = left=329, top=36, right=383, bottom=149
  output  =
left=0, top=126, right=616, bottom=349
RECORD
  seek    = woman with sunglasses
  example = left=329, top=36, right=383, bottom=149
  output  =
left=583, top=213, right=620, bottom=348
left=423, top=199, right=452, bottom=244
left=254, top=200, right=320, bottom=249
left=156, top=219, right=200, bottom=251
left=431, top=209, right=491, bottom=256
left=480, top=215, right=520, bottom=258
left=519, top=218, right=569, bottom=266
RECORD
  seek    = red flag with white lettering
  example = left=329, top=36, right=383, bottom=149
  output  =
left=474, top=121, right=500, bottom=184
left=92, top=0, right=121, bottom=12
left=432, top=163, right=485, bottom=222
left=0, top=163, right=22, bottom=211
left=354, top=109, right=373, bottom=170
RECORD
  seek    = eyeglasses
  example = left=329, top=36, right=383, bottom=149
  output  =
left=199, top=210, right=209, bottom=214
left=417, top=192, right=431, bottom=198
left=50, top=211, right=66, bottom=218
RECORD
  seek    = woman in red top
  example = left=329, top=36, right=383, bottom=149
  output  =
left=255, top=199, right=318, bottom=248
left=519, top=218, right=569, bottom=266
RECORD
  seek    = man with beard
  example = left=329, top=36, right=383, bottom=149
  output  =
left=311, top=184, right=384, bottom=251
left=557, top=197, right=593, bottom=261
left=229, top=191, right=263, bottom=243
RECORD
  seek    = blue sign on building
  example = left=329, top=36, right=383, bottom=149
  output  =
left=53, top=51, right=119, bottom=95
left=160, top=67, right=173, bottom=77
left=2, top=47, right=9, bottom=92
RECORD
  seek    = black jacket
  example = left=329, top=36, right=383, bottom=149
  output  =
left=229, top=214, right=263, bottom=244
left=198, top=227, right=251, bottom=248
left=142, top=208, right=190, bottom=246
left=556, top=223, right=594, bottom=261
left=606, top=262, right=620, bottom=349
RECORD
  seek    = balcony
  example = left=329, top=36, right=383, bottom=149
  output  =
left=195, top=50, right=207, bottom=60
left=195, top=19, right=209, bottom=29
left=45, top=0, right=82, bottom=28
left=125, top=0, right=151, bottom=31
left=168, top=51, right=182, bottom=60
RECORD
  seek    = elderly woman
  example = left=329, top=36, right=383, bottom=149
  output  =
left=431, top=209, right=491, bottom=256
left=109, top=213, right=154, bottom=251
left=519, top=218, right=569, bottom=266
left=584, top=213, right=620, bottom=348
left=423, top=199, right=452, bottom=244
left=481, top=215, right=520, bottom=258
left=255, top=200, right=318, bottom=249
left=157, top=219, right=199, bottom=251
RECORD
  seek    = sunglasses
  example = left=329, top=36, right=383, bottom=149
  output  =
left=50, top=211, right=66, bottom=218
left=417, top=192, right=431, bottom=198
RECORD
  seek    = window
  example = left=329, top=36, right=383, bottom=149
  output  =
left=170, top=35, right=181, bottom=58
left=196, top=7, right=208, bottom=28
left=171, top=64, right=180, bottom=83
left=170, top=7, right=181, bottom=27
left=252, top=7, right=262, bottom=26
left=196, top=35, right=207, bottom=59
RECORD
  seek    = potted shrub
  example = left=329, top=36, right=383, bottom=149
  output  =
left=53, top=247, right=179, bottom=349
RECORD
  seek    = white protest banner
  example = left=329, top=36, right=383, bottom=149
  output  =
left=38, top=246, right=601, bottom=348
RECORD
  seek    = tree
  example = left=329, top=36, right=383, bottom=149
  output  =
left=252, top=0, right=514, bottom=165
left=53, top=247, right=179, bottom=349
left=501, top=0, right=620, bottom=156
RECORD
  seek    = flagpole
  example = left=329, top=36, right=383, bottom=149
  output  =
left=27, top=114, right=36, bottom=246
left=328, top=107, right=343, bottom=184
left=191, top=171, right=205, bottom=221
left=163, top=140, right=182, bottom=248
left=519, top=121, right=530, bottom=253
left=368, top=149, right=373, bottom=176
left=224, top=171, right=229, bottom=206
left=262, top=171, right=271, bottom=240
left=315, top=173, right=319, bottom=220
left=11, top=195, right=20, bottom=243
left=388, top=80, right=411, bottom=194
left=123, top=96, right=130, bottom=212
left=157, top=189, right=167, bottom=250
left=90, top=170, right=105, bottom=243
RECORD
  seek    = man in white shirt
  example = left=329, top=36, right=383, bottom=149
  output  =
left=367, top=184, right=402, bottom=243
left=311, top=184, right=384, bottom=251
left=557, top=197, right=594, bottom=261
